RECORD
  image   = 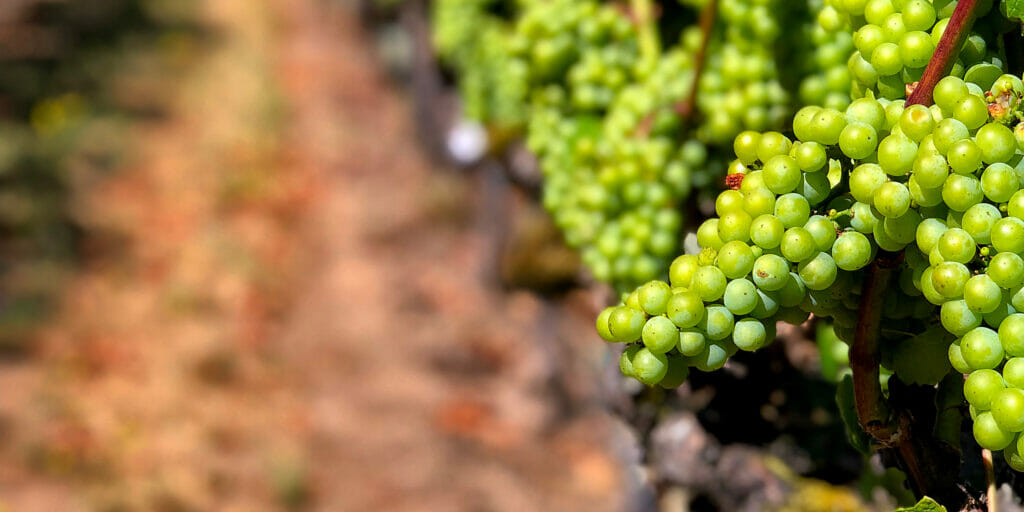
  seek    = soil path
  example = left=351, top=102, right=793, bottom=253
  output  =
left=0, top=1, right=622, bottom=511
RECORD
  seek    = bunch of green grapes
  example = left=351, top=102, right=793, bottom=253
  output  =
left=598, top=69, right=1024, bottom=469
left=801, top=0, right=856, bottom=110
left=820, top=0, right=1004, bottom=101
left=532, top=45, right=713, bottom=290
left=431, top=0, right=528, bottom=126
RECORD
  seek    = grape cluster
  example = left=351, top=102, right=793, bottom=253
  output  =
left=695, top=0, right=794, bottom=143
left=599, top=71, right=1024, bottom=468
left=821, top=0, right=1004, bottom=101
left=432, top=0, right=528, bottom=126
left=531, top=45, right=713, bottom=290
left=798, top=6, right=856, bottom=111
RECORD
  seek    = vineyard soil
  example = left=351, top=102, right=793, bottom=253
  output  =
left=0, top=1, right=622, bottom=510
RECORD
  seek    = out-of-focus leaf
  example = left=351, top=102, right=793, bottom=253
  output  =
left=1005, top=0, right=1024, bottom=21
left=894, top=496, right=946, bottom=512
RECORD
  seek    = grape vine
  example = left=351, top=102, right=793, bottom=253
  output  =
left=431, top=0, right=1024, bottom=506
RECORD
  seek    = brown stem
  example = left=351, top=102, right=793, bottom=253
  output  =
left=675, top=0, right=717, bottom=120
left=906, top=0, right=982, bottom=106
left=851, top=253, right=900, bottom=442
left=849, top=1, right=989, bottom=504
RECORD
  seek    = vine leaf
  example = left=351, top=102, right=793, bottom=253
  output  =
left=894, top=496, right=946, bottom=512
left=836, top=375, right=871, bottom=454
left=1005, top=0, right=1024, bottom=22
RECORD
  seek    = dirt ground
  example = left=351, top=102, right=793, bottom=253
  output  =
left=0, top=1, right=624, bottom=511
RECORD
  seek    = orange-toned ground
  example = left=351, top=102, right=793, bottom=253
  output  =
left=0, top=1, right=622, bottom=510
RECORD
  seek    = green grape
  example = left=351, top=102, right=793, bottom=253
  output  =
left=1000, top=314, right=1024, bottom=357
left=733, top=318, right=772, bottom=351
left=596, top=307, right=616, bottom=341
left=992, top=217, right=1024, bottom=254
left=764, top=155, right=802, bottom=194
left=981, top=163, right=1019, bottom=203
left=942, top=299, right=983, bottom=337
left=900, top=104, right=935, bottom=142
left=976, top=123, right=1017, bottom=164
left=975, top=411, right=1016, bottom=450
left=690, top=341, right=731, bottom=372
left=932, top=261, right=970, bottom=299
left=912, top=152, right=949, bottom=189
left=850, top=163, right=888, bottom=202
left=719, top=210, right=754, bottom=242
left=782, top=227, right=818, bottom=263
left=702, top=305, right=735, bottom=341
left=952, top=94, right=989, bottom=130
left=734, top=131, right=761, bottom=164
left=667, top=290, right=705, bottom=329
left=744, top=187, right=777, bottom=217
left=961, top=203, right=1000, bottom=245
left=934, top=76, right=969, bottom=112
left=932, top=118, right=969, bottom=156
left=966, top=369, right=1006, bottom=410
left=883, top=209, right=922, bottom=244
left=950, top=340, right=973, bottom=374
left=805, top=215, right=838, bottom=251
left=795, top=141, right=828, bottom=172
left=670, top=254, right=700, bottom=288
left=619, top=345, right=642, bottom=377
left=1004, top=358, right=1024, bottom=389
left=874, top=181, right=911, bottom=218
left=753, top=254, right=791, bottom=291
left=878, top=132, right=918, bottom=176
left=840, top=122, right=879, bottom=159
left=775, top=193, right=812, bottom=228
left=992, top=388, right=1024, bottom=432
left=678, top=328, right=707, bottom=357
left=798, top=252, right=838, bottom=290
left=608, top=306, right=645, bottom=342
left=850, top=201, right=882, bottom=233
left=936, top=228, right=976, bottom=264
left=964, top=274, right=1001, bottom=314
left=833, top=231, right=873, bottom=270
left=751, top=214, right=785, bottom=249
left=946, top=139, right=983, bottom=174
left=657, top=355, right=690, bottom=389
left=989, top=252, right=1024, bottom=289
left=694, top=266, right=728, bottom=302
left=698, top=219, right=725, bottom=250
left=916, top=218, right=948, bottom=253
left=632, top=348, right=669, bottom=385
left=942, top=173, right=983, bottom=212
left=961, top=327, right=1005, bottom=370
left=718, top=241, right=756, bottom=279
left=638, top=280, right=672, bottom=315
left=642, top=315, right=679, bottom=354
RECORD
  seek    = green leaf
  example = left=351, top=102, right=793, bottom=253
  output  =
left=1005, top=0, right=1024, bottom=22
left=836, top=375, right=872, bottom=454
left=895, top=496, right=946, bottom=512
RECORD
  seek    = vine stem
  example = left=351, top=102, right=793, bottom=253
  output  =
left=675, top=0, right=717, bottom=120
left=850, top=0, right=986, bottom=502
left=630, top=0, right=661, bottom=73
left=906, top=0, right=981, bottom=106
left=983, top=449, right=997, bottom=512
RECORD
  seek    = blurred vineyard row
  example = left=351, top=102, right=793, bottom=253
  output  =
left=0, top=0, right=203, bottom=352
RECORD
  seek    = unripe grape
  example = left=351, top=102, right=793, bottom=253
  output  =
left=966, top=369, right=1005, bottom=410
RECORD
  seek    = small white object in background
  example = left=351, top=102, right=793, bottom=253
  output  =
left=683, top=232, right=700, bottom=255
left=447, top=120, right=488, bottom=165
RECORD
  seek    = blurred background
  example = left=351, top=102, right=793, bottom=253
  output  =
left=0, top=1, right=1013, bottom=511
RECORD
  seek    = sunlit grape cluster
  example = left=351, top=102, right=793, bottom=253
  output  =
left=821, top=0, right=1004, bottom=101
left=600, top=71, right=1024, bottom=468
